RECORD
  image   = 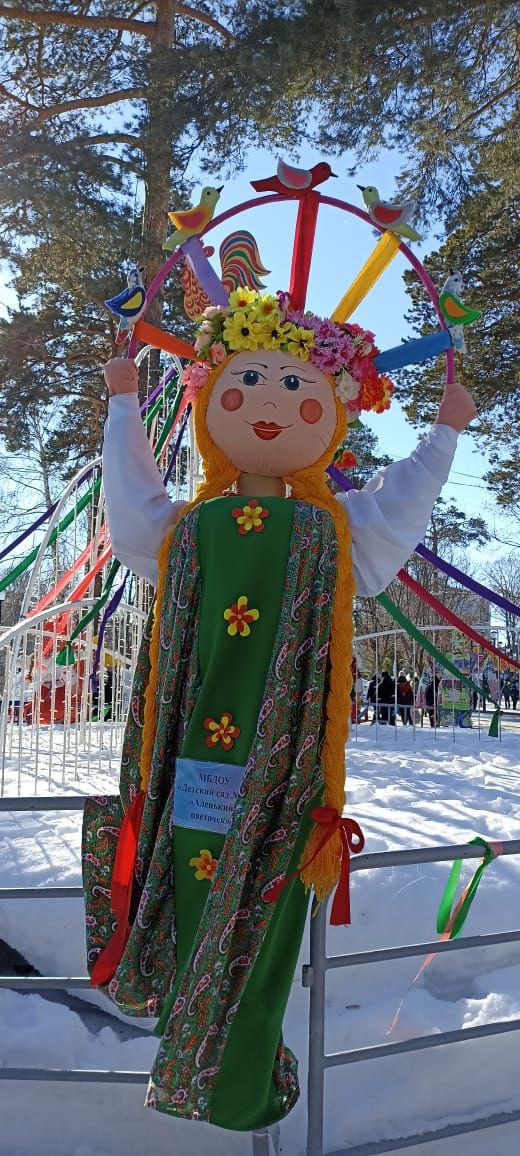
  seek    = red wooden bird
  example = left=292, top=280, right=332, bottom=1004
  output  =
left=251, top=158, right=336, bottom=196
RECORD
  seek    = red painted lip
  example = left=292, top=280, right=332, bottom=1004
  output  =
left=249, top=421, right=290, bottom=441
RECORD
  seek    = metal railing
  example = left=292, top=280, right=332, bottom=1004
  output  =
left=305, top=839, right=520, bottom=1155
left=1, top=796, right=520, bottom=1154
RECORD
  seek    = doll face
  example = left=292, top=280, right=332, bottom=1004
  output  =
left=206, top=349, right=338, bottom=476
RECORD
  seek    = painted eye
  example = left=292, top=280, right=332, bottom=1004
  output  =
left=242, top=370, right=261, bottom=386
left=281, top=374, right=301, bottom=391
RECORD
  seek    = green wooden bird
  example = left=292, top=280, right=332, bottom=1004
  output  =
left=357, top=185, right=422, bottom=242
left=163, top=186, right=223, bottom=252
left=439, top=271, right=481, bottom=326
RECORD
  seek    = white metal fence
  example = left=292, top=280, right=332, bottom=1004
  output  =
left=2, top=621, right=519, bottom=797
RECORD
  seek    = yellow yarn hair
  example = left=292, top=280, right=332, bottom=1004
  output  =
left=138, top=525, right=174, bottom=791
left=283, top=397, right=355, bottom=903
left=140, top=355, right=355, bottom=903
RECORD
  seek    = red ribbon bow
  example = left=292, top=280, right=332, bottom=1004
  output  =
left=90, top=790, right=145, bottom=987
left=264, top=805, right=365, bottom=925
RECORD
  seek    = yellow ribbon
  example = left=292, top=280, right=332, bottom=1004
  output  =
left=332, top=231, right=401, bottom=323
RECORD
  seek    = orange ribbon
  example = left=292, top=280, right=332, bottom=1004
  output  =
left=264, top=805, right=365, bottom=925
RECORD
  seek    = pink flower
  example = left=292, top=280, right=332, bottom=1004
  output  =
left=338, top=333, right=355, bottom=361
left=194, top=333, right=209, bottom=353
left=181, top=360, right=210, bottom=402
left=313, top=319, right=341, bottom=343
left=309, top=345, right=344, bottom=375
left=202, top=305, right=228, bottom=320
left=287, top=309, right=321, bottom=331
left=276, top=290, right=291, bottom=313
left=209, top=341, right=227, bottom=364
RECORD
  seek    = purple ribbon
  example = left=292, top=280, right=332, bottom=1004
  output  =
left=327, top=463, right=520, bottom=620
left=415, top=544, right=520, bottom=619
left=164, top=404, right=191, bottom=485
left=0, top=369, right=180, bottom=567
left=0, top=502, right=59, bottom=562
left=90, top=402, right=191, bottom=680
left=90, top=570, right=129, bottom=692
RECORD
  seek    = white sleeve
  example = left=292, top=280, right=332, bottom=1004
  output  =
left=336, top=424, right=459, bottom=597
left=102, top=393, right=185, bottom=587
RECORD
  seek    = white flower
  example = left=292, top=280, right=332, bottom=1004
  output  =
left=335, top=370, right=361, bottom=403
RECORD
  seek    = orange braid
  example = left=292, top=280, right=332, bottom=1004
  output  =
left=283, top=392, right=356, bottom=901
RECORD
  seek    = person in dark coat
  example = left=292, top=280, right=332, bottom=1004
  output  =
left=502, top=678, right=511, bottom=710
left=377, top=670, right=396, bottom=725
left=425, top=674, right=440, bottom=727
left=396, top=671, right=414, bottom=725
left=511, top=682, right=519, bottom=711
left=366, top=674, right=377, bottom=723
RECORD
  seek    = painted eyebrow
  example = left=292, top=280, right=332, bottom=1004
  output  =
left=279, top=365, right=317, bottom=380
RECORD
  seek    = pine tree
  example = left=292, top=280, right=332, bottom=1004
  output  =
left=0, top=1, right=517, bottom=490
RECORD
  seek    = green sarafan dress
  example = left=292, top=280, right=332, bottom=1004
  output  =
left=82, top=494, right=342, bottom=1130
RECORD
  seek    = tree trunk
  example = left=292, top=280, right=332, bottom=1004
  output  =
left=141, top=0, right=177, bottom=328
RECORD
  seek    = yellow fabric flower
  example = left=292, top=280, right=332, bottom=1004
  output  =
left=189, top=849, right=219, bottom=881
left=204, top=711, right=241, bottom=750
left=223, top=311, right=264, bottom=352
left=284, top=324, right=314, bottom=361
left=228, top=287, right=258, bottom=311
left=232, top=501, right=270, bottom=534
left=223, top=594, right=260, bottom=637
left=251, top=295, right=280, bottom=323
left=258, top=322, right=291, bottom=350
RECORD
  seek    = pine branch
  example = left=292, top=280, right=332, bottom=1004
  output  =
left=0, top=5, right=156, bottom=37
left=90, top=153, right=144, bottom=176
left=78, top=133, right=143, bottom=149
left=0, top=2, right=234, bottom=42
left=173, top=2, right=234, bottom=42
left=0, top=85, right=147, bottom=125
left=452, top=79, right=520, bottom=131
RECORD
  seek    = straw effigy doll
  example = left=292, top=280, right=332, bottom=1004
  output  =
left=82, top=288, right=475, bottom=1131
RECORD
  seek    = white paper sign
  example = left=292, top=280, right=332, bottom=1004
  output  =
left=173, top=757, right=246, bottom=835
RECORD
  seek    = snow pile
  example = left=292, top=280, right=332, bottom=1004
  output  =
left=1, top=726, right=519, bottom=1155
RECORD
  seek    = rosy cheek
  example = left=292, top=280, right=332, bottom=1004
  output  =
left=221, top=388, right=243, bottom=412
left=299, top=398, right=323, bottom=425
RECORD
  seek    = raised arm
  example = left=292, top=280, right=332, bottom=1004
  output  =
left=338, top=380, right=476, bottom=597
left=102, top=359, right=185, bottom=586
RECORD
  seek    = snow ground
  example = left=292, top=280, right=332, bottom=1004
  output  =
left=1, top=724, right=519, bottom=1156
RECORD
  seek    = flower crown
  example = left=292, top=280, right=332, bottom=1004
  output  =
left=181, top=287, right=394, bottom=418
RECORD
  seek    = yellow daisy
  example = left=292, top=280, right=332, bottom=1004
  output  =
left=258, top=322, right=291, bottom=350
left=251, top=295, right=280, bottom=322
left=284, top=325, right=314, bottom=361
left=223, top=310, right=264, bottom=352
left=228, top=287, right=258, bottom=311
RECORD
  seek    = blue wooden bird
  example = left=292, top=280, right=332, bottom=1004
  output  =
left=105, top=268, right=147, bottom=333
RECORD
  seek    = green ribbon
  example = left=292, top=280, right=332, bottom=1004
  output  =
left=55, top=382, right=184, bottom=662
left=376, top=592, right=501, bottom=738
left=376, top=590, right=497, bottom=706
left=55, top=558, right=121, bottom=664
left=0, top=479, right=102, bottom=594
left=436, top=837, right=500, bottom=939
left=0, top=380, right=179, bottom=596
